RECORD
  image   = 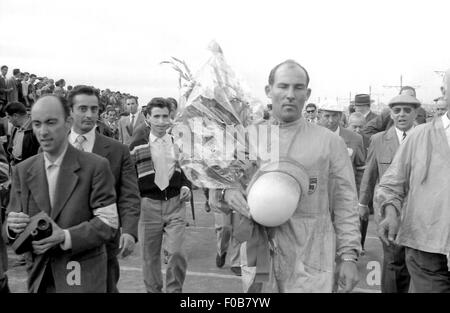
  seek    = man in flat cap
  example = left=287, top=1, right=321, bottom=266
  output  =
left=375, top=70, right=450, bottom=292
left=359, top=94, right=420, bottom=292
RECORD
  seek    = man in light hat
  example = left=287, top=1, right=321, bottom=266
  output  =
left=320, top=100, right=366, bottom=194
left=359, top=94, right=420, bottom=292
left=375, top=70, right=450, bottom=292
left=362, top=86, right=426, bottom=137
left=220, top=60, right=361, bottom=292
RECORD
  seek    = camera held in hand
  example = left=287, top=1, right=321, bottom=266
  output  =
left=12, top=211, right=53, bottom=254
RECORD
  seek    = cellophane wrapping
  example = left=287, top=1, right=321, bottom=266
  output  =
left=172, top=41, right=264, bottom=189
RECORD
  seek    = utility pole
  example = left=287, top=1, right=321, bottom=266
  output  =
left=383, top=75, right=420, bottom=93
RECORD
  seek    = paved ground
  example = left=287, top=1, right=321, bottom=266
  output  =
left=5, top=189, right=382, bottom=293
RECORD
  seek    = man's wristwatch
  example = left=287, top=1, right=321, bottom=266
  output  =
left=341, top=258, right=358, bottom=264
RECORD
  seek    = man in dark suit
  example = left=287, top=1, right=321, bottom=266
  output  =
left=5, top=101, right=40, bottom=165
left=66, top=85, right=140, bottom=293
left=348, top=112, right=370, bottom=150
left=347, top=111, right=371, bottom=251
left=3, top=94, right=118, bottom=292
left=118, top=96, right=145, bottom=146
left=353, top=94, right=378, bottom=123
left=358, top=94, right=420, bottom=293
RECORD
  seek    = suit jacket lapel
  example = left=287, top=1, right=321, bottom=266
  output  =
left=383, top=126, right=399, bottom=158
left=339, top=128, right=350, bottom=146
left=125, top=116, right=133, bottom=137
left=26, top=154, right=52, bottom=216
left=92, top=133, right=110, bottom=159
left=51, top=145, right=80, bottom=220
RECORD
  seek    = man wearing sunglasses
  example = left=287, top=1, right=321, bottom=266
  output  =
left=304, top=103, right=319, bottom=123
left=375, top=71, right=450, bottom=292
left=359, top=94, right=420, bottom=292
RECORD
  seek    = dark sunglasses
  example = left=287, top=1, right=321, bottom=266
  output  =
left=392, top=107, right=413, bottom=114
left=306, top=110, right=316, bottom=113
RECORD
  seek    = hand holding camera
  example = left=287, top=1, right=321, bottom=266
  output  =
left=8, top=211, right=65, bottom=255
left=7, top=211, right=31, bottom=234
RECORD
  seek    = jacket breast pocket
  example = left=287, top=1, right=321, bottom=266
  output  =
left=378, top=157, right=392, bottom=176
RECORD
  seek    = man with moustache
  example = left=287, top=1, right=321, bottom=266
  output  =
left=67, top=85, right=140, bottom=292
left=3, top=95, right=118, bottom=292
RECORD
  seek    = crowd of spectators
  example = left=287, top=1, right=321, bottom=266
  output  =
left=0, top=65, right=136, bottom=118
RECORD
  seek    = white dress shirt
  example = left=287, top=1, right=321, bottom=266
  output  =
left=69, top=126, right=97, bottom=153
left=149, top=132, right=176, bottom=181
left=442, top=112, right=450, bottom=148
left=43, top=143, right=72, bottom=250
left=395, top=126, right=415, bottom=145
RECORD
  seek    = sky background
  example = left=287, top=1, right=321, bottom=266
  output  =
left=1, top=0, right=449, bottom=110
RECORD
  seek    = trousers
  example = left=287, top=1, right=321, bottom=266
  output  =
left=214, top=211, right=240, bottom=267
left=405, top=247, right=450, bottom=293
left=139, top=195, right=187, bottom=293
left=381, top=241, right=410, bottom=293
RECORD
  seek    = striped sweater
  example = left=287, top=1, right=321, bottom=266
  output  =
left=129, top=125, right=190, bottom=200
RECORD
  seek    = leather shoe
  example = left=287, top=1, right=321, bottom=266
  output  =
left=230, top=266, right=242, bottom=276
left=216, top=252, right=226, bottom=268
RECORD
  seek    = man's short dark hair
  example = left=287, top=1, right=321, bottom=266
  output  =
left=305, top=103, right=317, bottom=111
left=5, top=102, right=27, bottom=116
left=13, top=69, right=20, bottom=76
left=23, top=72, right=29, bottom=76
left=36, top=94, right=70, bottom=119
left=126, top=96, right=138, bottom=103
left=30, top=74, right=37, bottom=78
left=67, top=85, right=100, bottom=108
left=166, top=97, right=178, bottom=110
left=268, top=59, right=310, bottom=87
left=55, top=79, right=65, bottom=87
left=1, top=65, right=7, bottom=70
left=145, top=97, right=172, bottom=116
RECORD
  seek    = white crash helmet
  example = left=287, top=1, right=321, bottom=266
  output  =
left=246, top=157, right=309, bottom=227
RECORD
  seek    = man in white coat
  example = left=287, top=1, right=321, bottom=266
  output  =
left=376, top=70, right=450, bottom=292
left=220, top=60, right=361, bottom=292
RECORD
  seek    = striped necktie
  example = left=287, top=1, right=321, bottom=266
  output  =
left=74, top=135, right=86, bottom=151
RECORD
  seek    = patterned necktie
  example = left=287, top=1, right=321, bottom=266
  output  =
left=402, top=131, right=407, bottom=141
left=130, top=115, right=135, bottom=134
left=74, top=135, right=86, bottom=151
left=153, top=138, right=169, bottom=191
